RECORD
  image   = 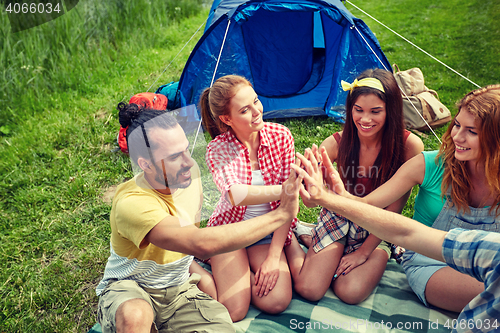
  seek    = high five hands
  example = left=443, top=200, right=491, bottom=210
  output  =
left=291, top=144, right=346, bottom=206
left=253, top=145, right=346, bottom=297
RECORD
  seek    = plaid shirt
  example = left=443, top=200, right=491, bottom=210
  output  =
left=312, top=208, right=368, bottom=254
left=206, top=122, right=297, bottom=246
left=443, top=228, right=500, bottom=333
left=311, top=130, right=413, bottom=255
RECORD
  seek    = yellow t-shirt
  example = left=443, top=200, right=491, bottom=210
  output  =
left=96, top=164, right=202, bottom=296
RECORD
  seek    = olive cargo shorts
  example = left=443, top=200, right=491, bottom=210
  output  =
left=98, top=273, right=234, bottom=333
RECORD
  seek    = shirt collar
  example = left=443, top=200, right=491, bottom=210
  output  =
left=259, top=123, right=270, bottom=147
left=225, top=123, right=269, bottom=149
left=225, top=129, right=244, bottom=150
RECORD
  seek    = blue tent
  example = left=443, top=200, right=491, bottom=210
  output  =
left=169, top=0, right=391, bottom=123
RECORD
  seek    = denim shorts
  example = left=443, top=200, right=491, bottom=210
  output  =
left=247, top=233, right=273, bottom=247
left=402, top=197, right=500, bottom=306
left=401, top=250, right=447, bottom=306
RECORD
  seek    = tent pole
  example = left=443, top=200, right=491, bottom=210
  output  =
left=191, top=19, right=232, bottom=155
left=210, top=19, right=232, bottom=87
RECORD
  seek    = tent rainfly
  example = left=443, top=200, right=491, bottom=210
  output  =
left=170, top=0, right=391, bottom=123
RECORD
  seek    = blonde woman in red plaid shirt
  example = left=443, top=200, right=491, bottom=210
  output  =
left=200, top=75, right=298, bottom=321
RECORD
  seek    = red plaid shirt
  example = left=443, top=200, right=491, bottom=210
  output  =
left=206, top=122, right=297, bottom=246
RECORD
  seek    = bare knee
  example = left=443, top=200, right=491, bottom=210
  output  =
left=334, top=281, right=370, bottom=305
left=257, top=294, right=291, bottom=314
left=224, top=302, right=249, bottom=322
left=116, top=299, right=154, bottom=332
left=336, top=290, right=367, bottom=305
left=295, top=279, right=327, bottom=302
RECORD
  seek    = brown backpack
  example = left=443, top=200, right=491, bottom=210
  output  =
left=393, top=65, right=451, bottom=131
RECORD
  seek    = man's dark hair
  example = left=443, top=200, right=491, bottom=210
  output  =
left=117, top=102, right=179, bottom=165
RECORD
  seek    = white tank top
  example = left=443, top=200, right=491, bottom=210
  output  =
left=243, top=170, right=272, bottom=221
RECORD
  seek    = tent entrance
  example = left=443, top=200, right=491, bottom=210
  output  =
left=242, top=10, right=326, bottom=98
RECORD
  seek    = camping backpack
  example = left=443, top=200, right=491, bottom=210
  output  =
left=118, top=92, right=169, bottom=154
left=156, top=81, right=180, bottom=110
left=393, top=65, right=451, bottom=131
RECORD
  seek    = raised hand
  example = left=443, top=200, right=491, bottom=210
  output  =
left=279, top=161, right=303, bottom=219
left=319, top=147, right=346, bottom=196
left=311, top=143, right=323, bottom=165
left=291, top=148, right=325, bottom=205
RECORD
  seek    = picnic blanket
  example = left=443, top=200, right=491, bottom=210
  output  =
left=87, top=259, right=457, bottom=333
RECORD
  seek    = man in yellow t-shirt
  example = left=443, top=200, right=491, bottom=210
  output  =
left=96, top=105, right=301, bottom=333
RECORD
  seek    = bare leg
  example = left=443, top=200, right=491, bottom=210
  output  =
left=333, top=248, right=388, bottom=304
left=284, top=234, right=307, bottom=278
left=211, top=248, right=251, bottom=322
left=298, top=235, right=312, bottom=249
left=294, top=221, right=315, bottom=248
left=247, top=244, right=292, bottom=314
left=285, top=234, right=344, bottom=301
left=189, top=260, right=217, bottom=300
left=115, top=299, right=154, bottom=333
left=425, top=267, right=483, bottom=312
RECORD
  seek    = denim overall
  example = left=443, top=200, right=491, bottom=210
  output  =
left=401, top=197, right=500, bottom=306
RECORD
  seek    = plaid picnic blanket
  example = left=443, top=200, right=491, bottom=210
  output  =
left=88, top=260, right=457, bottom=333
left=232, top=260, right=456, bottom=332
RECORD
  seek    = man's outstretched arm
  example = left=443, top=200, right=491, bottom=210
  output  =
left=145, top=166, right=303, bottom=260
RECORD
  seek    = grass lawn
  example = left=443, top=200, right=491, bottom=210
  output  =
left=0, top=0, right=499, bottom=331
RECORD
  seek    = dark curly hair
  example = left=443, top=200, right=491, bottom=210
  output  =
left=117, top=102, right=178, bottom=164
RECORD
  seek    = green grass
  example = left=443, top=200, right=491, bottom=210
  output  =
left=335, top=0, right=500, bottom=222
left=0, top=0, right=208, bottom=331
left=345, top=0, right=500, bottom=108
left=0, top=0, right=499, bottom=331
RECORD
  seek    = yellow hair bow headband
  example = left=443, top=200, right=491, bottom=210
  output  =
left=341, top=78, right=385, bottom=93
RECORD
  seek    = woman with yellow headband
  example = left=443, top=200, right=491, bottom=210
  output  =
left=314, top=84, right=500, bottom=314
left=286, top=68, right=424, bottom=304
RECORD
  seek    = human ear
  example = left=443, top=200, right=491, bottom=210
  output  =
left=219, top=115, right=231, bottom=126
left=138, top=157, right=153, bottom=173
